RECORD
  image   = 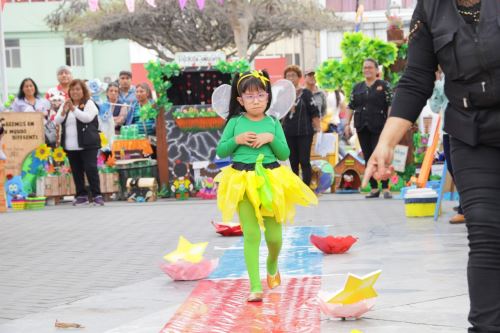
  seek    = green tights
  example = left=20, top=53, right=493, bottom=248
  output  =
left=238, top=196, right=283, bottom=293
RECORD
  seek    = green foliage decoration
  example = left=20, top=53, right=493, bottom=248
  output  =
left=316, top=32, right=398, bottom=100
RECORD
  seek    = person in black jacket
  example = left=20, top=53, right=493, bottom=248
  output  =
left=55, top=79, right=103, bottom=206
left=282, top=65, right=320, bottom=186
left=364, top=1, right=500, bottom=331
left=345, top=59, right=393, bottom=199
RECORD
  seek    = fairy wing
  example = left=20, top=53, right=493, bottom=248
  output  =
left=211, top=79, right=295, bottom=120
left=268, top=79, right=296, bottom=119
left=211, top=84, right=232, bottom=119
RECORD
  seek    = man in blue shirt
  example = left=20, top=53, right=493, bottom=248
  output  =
left=118, top=71, right=136, bottom=105
left=118, top=70, right=137, bottom=124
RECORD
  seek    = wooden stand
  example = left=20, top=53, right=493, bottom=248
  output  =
left=156, top=107, right=169, bottom=188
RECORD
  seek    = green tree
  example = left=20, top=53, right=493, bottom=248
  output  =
left=315, top=32, right=398, bottom=100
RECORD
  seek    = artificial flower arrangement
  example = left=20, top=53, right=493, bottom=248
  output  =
left=172, top=105, right=224, bottom=131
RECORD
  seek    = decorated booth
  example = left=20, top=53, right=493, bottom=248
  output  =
left=144, top=55, right=251, bottom=199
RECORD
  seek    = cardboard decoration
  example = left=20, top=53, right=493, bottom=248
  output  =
left=0, top=113, right=44, bottom=177
left=328, top=270, right=381, bottom=305
left=163, top=236, right=208, bottom=264
left=334, top=153, right=365, bottom=192
left=317, top=270, right=381, bottom=320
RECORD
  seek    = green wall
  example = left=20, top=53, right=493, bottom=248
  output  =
left=2, top=2, right=131, bottom=95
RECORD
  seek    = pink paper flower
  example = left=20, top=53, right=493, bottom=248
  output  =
left=160, top=258, right=219, bottom=281
left=318, top=296, right=376, bottom=319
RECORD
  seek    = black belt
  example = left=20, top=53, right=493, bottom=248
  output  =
left=232, top=161, right=280, bottom=171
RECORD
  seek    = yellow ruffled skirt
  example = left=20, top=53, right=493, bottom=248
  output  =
left=215, top=165, right=318, bottom=230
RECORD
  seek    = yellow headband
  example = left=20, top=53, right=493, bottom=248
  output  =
left=237, top=70, right=270, bottom=91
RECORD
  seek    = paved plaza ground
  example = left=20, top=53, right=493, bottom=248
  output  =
left=0, top=194, right=468, bottom=333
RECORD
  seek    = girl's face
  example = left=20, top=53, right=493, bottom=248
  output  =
left=237, top=87, right=269, bottom=118
left=23, top=80, right=36, bottom=98
left=136, top=86, right=149, bottom=102
left=107, top=86, right=119, bottom=103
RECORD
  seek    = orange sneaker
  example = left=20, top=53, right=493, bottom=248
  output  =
left=267, top=271, right=281, bottom=289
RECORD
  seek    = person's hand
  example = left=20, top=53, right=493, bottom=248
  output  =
left=235, top=132, right=257, bottom=146
left=362, top=142, right=395, bottom=187
left=344, top=125, right=352, bottom=139
left=62, top=100, right=73, bottom=114
left=251, top=133, right=274, bottom=148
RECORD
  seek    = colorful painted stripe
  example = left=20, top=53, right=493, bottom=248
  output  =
left=160, top=277, right=321, bottom=333
left=209, top=226, right=327, bottom=279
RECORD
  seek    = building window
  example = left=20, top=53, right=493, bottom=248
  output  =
left=65, top=40, right=85, bottom=67
left=5, top=39, right=21, bottom=68
left=284, top=53, right=301, bottom=67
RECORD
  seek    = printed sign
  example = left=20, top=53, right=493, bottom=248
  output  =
left=174, top=51, right=226, bottom=67
left=392, top=145, right=409, bottom=173
left=0, top=112, right=45, bottom=176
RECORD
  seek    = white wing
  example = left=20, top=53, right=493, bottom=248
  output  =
left=268, top=79, right=296, bottom=119
left=211, top=84, right=232, bottom=119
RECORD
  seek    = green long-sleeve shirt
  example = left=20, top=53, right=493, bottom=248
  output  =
left=216, top=115, right=290, bottom=164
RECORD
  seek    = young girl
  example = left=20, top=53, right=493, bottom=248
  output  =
left=215, top=70, right=318, bottom=302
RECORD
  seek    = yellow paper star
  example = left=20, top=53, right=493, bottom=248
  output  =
left=328, top=270, right=381, bottom=305
left=163, top=236, right=208, bottom=264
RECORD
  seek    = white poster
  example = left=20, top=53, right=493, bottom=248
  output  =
left=174, top=51, right=226, bottom=67
left=392, top=145, right=409, bottom=173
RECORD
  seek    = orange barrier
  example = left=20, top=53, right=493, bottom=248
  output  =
left=108, top=138, right=154, bottom=166
left=417, top=117, right=441, bottom=188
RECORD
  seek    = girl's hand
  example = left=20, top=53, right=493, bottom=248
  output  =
left=251, top=133, right=274, bottom=148
left=235, top=132, right=257, bottom=146
left=362, top=142, right=394, bottom=187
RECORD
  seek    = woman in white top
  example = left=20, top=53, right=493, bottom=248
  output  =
left=55, top=79, right=103, bottom=206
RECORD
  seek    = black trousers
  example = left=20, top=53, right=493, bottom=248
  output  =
left=357, top=129, right=388, bottom=190
left=451, top=137, right=500, bottom=333
left=443, top=134, right=463, bottom=214
left=66, top=149, right=101, bottom=198
left=286, top=135, right=313, bottom=186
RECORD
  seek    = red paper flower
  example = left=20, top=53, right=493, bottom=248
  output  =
left=310, top=234, right=357, bottom=254
left=211, top=221, right=243, bottom=237
left=159, top=258, right=219, bottom=281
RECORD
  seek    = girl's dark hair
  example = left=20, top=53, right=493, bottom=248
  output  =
left=335, top=90, right=341, bottom=108
left=17, top=78, right=40, bottom=100
left=364, top=58, right=379, bottom=68
left=106, top=82, right=119, bottom=93
left=227, top=70, right=273, bottom=122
